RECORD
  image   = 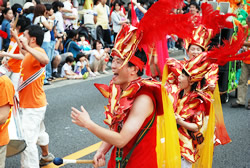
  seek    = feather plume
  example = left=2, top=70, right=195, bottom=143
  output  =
left=137, top=0, right=195, bottom=47
left=206, top=23, right=249, bottom=65
left=201, top=3, right=235, bottom=36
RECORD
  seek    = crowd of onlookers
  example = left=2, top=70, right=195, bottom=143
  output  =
left=0, top=0, right=215, bottom=85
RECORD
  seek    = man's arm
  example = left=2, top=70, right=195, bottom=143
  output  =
left=93, top=141, right=112, bottom=168
left=71, top=94, right=154, bottom=148
left=20, top=37, right=49, bottom=65
left=0, top=104, right=11, bottom=125
left=0, top=51, right=24, bottom=60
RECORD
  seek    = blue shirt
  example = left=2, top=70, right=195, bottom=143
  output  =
left=65, top=39, right=84, bottom=58
left=135, top=8, right=144, bottom=21
left=1, top=19, right=11, bottom=51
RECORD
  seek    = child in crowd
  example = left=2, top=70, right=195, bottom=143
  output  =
left=61, top=56, right=82, bottom=79
left=77, top=34, right=92, bottom=55
left=74, top=53, right=96, bottom=78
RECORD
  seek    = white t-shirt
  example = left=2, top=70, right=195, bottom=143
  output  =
left=89, top=49, right=104, bottom=64
left=61, top=63, right=72, bottom=77
left=33, top=16, right=51, bottom=42
left=55, top=11, right=64, bottom=33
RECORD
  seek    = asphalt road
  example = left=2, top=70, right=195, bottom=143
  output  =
left=5, top=73, right=250, bottom=168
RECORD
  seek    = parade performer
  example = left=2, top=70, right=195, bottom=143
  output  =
left=6, top=25, right=55, bottom=167
left=0, top=73, right=15, bottom=168
left=71, top=24, right=163, bottom=168
left=165, top=53, right=212, bottom=168
left=0, top=16, right=31, bottom=91
left=164, top=5, right=250, bottom=166
left=71, top=0, right=200, bottom=167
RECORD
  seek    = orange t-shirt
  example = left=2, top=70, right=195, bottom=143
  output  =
left=7, top=33, right=23, bottom=73
left=0, top=75, right=15, bottom=146
left=19, top=47, right=47, bottom=108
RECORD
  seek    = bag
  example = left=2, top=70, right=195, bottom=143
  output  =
left=38, top=16, right=49, bottom=32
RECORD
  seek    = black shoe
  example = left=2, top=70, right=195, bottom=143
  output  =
left=231, top=102, right=245, bottom=108
left=52, top=72, right=60, bottom=78
left=246, top=104, right=250, bottom=110
left=44, top=81, right=51, bottom=85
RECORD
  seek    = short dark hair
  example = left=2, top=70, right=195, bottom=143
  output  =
left=189, top=2, right=200, bottom=11
left=68, top=29, right=78, bottom=39
left=26, top=25, right=44, bottom=46
left=52, top=1, right=64, bottom=13
left=11, top=3, right=22, bottom=16
left=113, top=1, right=121, bottom=8
left=45, top=4, right=53, bottom=11
left=17, top=15, right=31, bottom=32
left=93, top=40, right=102, bottom=49
left=128, top=49, right=147, bottom=76
left=76, top=52, right=87, bottom=62
left=65, top=56, right=75, bottom=63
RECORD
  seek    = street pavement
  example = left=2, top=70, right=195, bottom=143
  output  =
left=5, top=67, right=250, bottom=168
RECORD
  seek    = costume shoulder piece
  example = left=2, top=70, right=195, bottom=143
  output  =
left=94, top=78, right=162, bottom=129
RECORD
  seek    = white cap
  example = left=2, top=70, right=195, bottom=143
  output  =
left=23, top=2, right=34, bottom=10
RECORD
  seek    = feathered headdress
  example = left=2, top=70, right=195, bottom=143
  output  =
left=184, top=3, right=235, bottom=51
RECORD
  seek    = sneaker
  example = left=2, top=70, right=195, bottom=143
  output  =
left=52, top=72, right=60, bottom=78
left=231, top=101, right=245, bottom=108
left=39, top=153, right=55, bottom=166
left=102, top=70, right=109, bottom=74
left=94, top=71, right=101, bottom=76
left=90, top=72, right=96, bottom=77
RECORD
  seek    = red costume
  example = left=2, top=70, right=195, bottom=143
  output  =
left=95, top=78, right=162, bottom=168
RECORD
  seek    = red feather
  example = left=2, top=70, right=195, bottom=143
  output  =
left=206, top=24, right=248, bottom=65
left=200, top=3, right=235, bottom=36
left=137, top=0, right=194, bottom=47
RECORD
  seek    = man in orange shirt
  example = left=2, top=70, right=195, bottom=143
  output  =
left=13, top=25, right=54, bottom=167
left=0, top=74, right=15, bottom=168
left=0, top=16, right=31, bottom=91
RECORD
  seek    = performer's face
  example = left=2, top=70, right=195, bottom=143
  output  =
left=187, top=44, right=203, bottom=59
left=178, top=72, right=191, bottom=90
left=111, top=56, right=133, bottom=88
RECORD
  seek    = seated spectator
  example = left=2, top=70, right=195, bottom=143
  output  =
left=89, top=40, right=110, bottom=76
left=74, top=53, right=96, bottom=78
left=61, top=56, right=82, bottom=79
left=77, top=34, right=92, bottom=55
left=0, top=8, right=13, bottom=51
left=64, top=29, right=84, bottom=58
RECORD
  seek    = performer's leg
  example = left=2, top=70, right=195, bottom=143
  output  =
left=236, top=63, right=249, bottom=105
left=0, top=145, right=7, bottom=168
left=20, top=107, right=46, bottom=168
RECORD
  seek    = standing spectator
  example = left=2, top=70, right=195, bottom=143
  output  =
left=0, top=74, right=15, bottom=168
left=12, top=25, right=54, bottom=168
left=63, top=0, right=79, bottom=30
left=11, top=3, right=23, bottom=17
left=94, top=0, right=112, bottom=45
left=111, top=1, right=128, bottom=40
left=89, top=40, right=109, bottom=75
left=0, top=8, right=13, bottom=51
left=33, top=4, right=55, bottom=85
left=64, top=29, right=84, bottom=58
left=132, top=0, right=147, bottom=21
left=52, top=1, right=64, bottom=34
left=231, top=15, right=250, bottom=110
